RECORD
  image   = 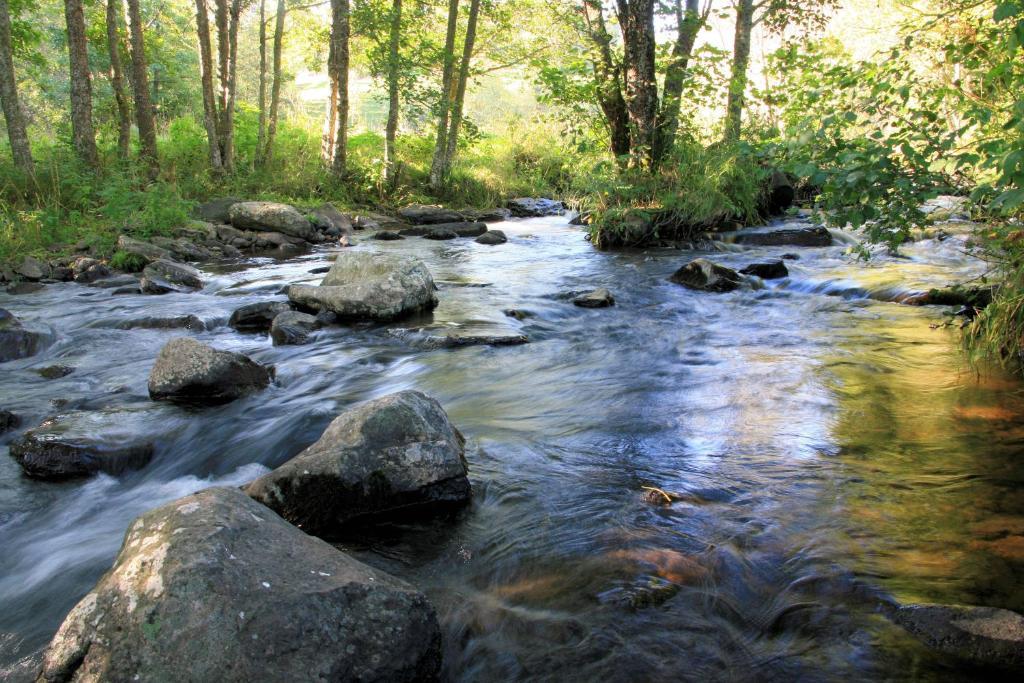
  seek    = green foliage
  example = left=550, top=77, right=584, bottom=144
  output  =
left=108, top=250, right=148, bottom=272
left=98, top=176, right=194, bottom=239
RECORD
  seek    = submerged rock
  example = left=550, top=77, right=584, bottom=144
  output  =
left=117, top=315, right=207, bottom=331
left=892, top=603, right=1024, bottom=668
left=669, top=259, right=742, bottom=293
left=38, top=487, right=443, bottom=682
left=740, top=261, right=789, bottom=280
left=140, top=259, right=204, bottom=294
left=398, top=204, right=464, bottom=225
left=229, top=201, right=316, bottom=240
left=733, top=226, right=832, bottom=247
left=36, top=365, right=74, bottom=380
left=573, top=288, right=615, bottom=308
left=270, top=310, right=318, bottom=346
left=390, top=328, right=528, bottom=350
left=507, top=197, right=565, bottom=217
left=465, top=207, right=512, bottom=222
left=0, top=308, right=55, bottom=363
left=287, top=252, right=438, bottom=321
left=597, top=575, right=681, bottom=609
left=423, top=229, right=458, bottom=240
left=228, top=301, right=292, bottom=333
left=0, top=409, right=20, bottom=434
left=400, top=221, right=487, bottom=238
left=148, top=337, right=273, bottom=404
left=476, top=230, right=508, bottom=245
left=9, top=409, right=157, bottom=479
left=246, top=390, right=470, bottom=535
left=503, top=309, right=534, bottom=320
left=373, top=230, right=405, bottom=240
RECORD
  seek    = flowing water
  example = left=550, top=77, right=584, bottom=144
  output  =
left=2, top=214, right=1023, bottom=681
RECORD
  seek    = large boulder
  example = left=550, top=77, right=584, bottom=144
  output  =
left=9, top=409, right=158, bottom=479
left=464, top=207, right=512, bottom=222
left=397, top=204, right=464, bottom=225
left=140, top=259, right=204, bottom=295
left=194, top=196, right=242, bottom=223
left=246, top=391, right=470, bottom=535
left=38, top=487, right=443, bottom=682
left=475, top=230, right=508, bottom=245
left=270, top=310, right=318, bottom=346
left=148, top=338, right=273, bottom=404
left=0, top=308, right=54, bottom=362
left=229, top=201, right=316, bottom=240
left=116, top=235, right=172, bottom=264
left=14, top=255, right=48, bottom=280
left=573, top=288, right=615, bottom=308
left=740, top=260, right=789, bottom=280
left=669, top=259, right=743, bottom=293
left=892, top=603, right=1024, bottom=669
left=507, top=197, right=565, bottom=217
left=309, top=203, right=353, bottom=238
left=732, top=226, right=833, bottom=247
left=400, top=221, right=487, bottom=238
left=228, top=301, right=292, bottom=333
left=287, top=252, right=438, bottom=321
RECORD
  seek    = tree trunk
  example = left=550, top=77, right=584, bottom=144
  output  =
left=617, top=0, right=658, bottom=171
left=724, top=0, right=753, bottom=142
left=428, top=0, right=459, bottom=191
left=383, top=0, right=402, bottom=185
left=223, top=0, right=241, bottom=169
left=63, top=0, right=99, bottom=168
left=125, top=0, right=159, bottom=174
left=0, top=0, right=31, bottom=174
left=442, top=0, right=479, bottom=180
left=321, top=11, right=337, bottom=165
left=105, top=0, right=132, bottom=159
left=194, top=0, right=222, bottom=170
left=263, top=0, right=285, bottom=164
left=653, top=0, right=701, bottom=165
left=581, top=0, right=629, bottom=160
left=257, top=0, right=267, bottom=159
left=329, top=0, right=350, bottom=175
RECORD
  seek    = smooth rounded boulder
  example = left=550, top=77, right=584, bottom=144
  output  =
left=37, top=487, right=443, bottom=682
left=287, top=252, right=438, bottom=321
left=0, top=308, right=54, bottom=362
left=397, top=204, right=464, bottom=225
left=892, top=603, right=1024, bottom=668
left=148, top=337, right=273, bottom=404
left=573, top=288, right=614, bottom=308
left=669, top=259, right=743, bottom=293
left=246, top=390, right=470, bottom=535
left=140, top=259, right=204, bottom=294
left=229, top=201, right=316, bottom=241
left=270, top=310, right=318, bottom=346
left=476, top=230, right=508, bottom=245
left=228, top=301, right=292, bottom=333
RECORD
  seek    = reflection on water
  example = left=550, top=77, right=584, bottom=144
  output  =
left=0, top=215, right=1021, bottom=680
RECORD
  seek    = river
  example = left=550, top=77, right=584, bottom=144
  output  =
left=1, top=213, right=1022, bottom=680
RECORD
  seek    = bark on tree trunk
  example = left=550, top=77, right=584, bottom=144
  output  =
left=263, top=0, right=285, bottom=164
left=194, top=0, right=222, bottom=170
left=617, top=0, right=658, bottom=171
left=581, top=0, right=629, bottom=160
left=329, top=0, right=350, bottom=175
left=428, top=0, right=459, bottom=191
left=63, top=0, right=99, bottom=168
left=442, top=0, right=479, bottom=180
left=257, top=0, right=267, bottom=160
left=222, top=0, right=241, bottom=170
left=321, top=6, right=337, bottom=166
left=383, top=0, right=402, bottom=185
left=0, top=0, right=32, bottom=174
left=125, top=0, right=159, bottom=175
left=724, top=0, right=753, bottom=142
left=653, top=0, right=702, bottom=165
left=106, top=0, right=132, bottom=159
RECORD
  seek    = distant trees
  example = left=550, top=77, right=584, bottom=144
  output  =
left=0, top=0, right=33, bottom=174
left=63, top=0, right=98, bottom=167
left=126, top=0, right=159, bottom=173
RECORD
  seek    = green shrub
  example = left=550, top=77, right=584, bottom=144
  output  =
left=108, top=250, right=149, bottom=273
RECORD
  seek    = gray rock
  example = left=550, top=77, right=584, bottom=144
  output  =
left=390, top=328, right=528, bottom=350
left=669, top=259, right=742, bottom=293
left=354, top=212, right=409, bottom=231
left=270, top=310, right=318, bottom=346
left=573, top=288, right=615, bottom=308
left=597, top=575, right=680, bottom=609
left=507, top=197, right=565, bottom=217
left=464, top=207, right=512, bottom=222
left=14, top=255, right=48, bottom=280
left=116, top=235, right=173, bottom=263
left=9, top=409, right=157, bottom=479
left=476, top=230, right=508, bottom=245
left=38, top=487, right=443, bottom=682
left=194, top=196, right=242, bottom=223
left=36, top=365, right=74, bottom=379
left=287, top=252, right=438, bottom=321
left=150, top=236, right=215, bottom=262
left=0, top=409, right=19, bottom=434
left=73, top=261, right=112, bottom=284
left=148, top=337, right=273, bottom=404
left=398, top=204, right=464, bottom=225
left=732, top=226, right=832, bottom=247
left=117, top=315, right=207, bottom=331
left=229, top=301, right=292, bottom=333
left=215, top=224, right=249, bottom=244
left=739, top=261, right=788, bottom=279
left=0, top=309, right=55, bottom=362
left=400, top=221, right=487, bottom=238
left=310, top=203, right=353, bottom=237
left=893, top=603, right=1024, bottom=668
left=423, top=229, right=458, bottom=240
left=373, top=230, right=405, bottom=241
left=246, top=391, right=470, bottom=534
left=503, top=309, right=534, bottom=320
left=6, top=281, right=44, bottom=295
left=229, top=201, right=316, bottom=240
left=140, top=260, right=204, bottom=294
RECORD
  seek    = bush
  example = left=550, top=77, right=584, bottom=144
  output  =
left=108, top=250, right=149, bottom=273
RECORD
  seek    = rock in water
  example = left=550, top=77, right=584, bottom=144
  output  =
left=228, top=301, right=292, bottom=333
left=739, top=261, right=789, bottom=280
left=573, top=288, right=615, bottom=308
left=397, top=204, right=464, bottom=225
left=507, top=197, right=565, bottom=217
left=669, top=259, right=742, bottom=293
left=310, top=202, right=353, bottom=237
left=246, top=391, right=470, bottom=535
left=9, top=409, right=158, bottom=479
left=893, top=603, right=1024, bottom=668
left=0, top=409, right=21, bottom=434
left=732, top=226, right=832, bottom=247
left=475, top=230, right=508, bottom=245
left=229, top=201, right=316, bottom=241
left=270, top=311, right=318, bottom=346
left=140, top=260, right=204, bottom=295
left=37, top=487, right=443, bottom=682
left=400, top=222, right=487, bottom=238
left=148, top=338, right=273, bottom=404
left=287, top=252, right=438, bottom=321
left=0, top=308, right=55, bottom=363
left=373, top=230, right=405, bottom=241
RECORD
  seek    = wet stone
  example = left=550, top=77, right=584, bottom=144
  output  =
left=573, top=288, right=615, bottom=308
left=36, top=365, right=74, bottom=380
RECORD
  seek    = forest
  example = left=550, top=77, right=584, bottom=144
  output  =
left=2, top=1, right=1024, bottom=680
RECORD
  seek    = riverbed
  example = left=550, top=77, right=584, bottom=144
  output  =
left=2, top=214, right=1022, bottom=680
